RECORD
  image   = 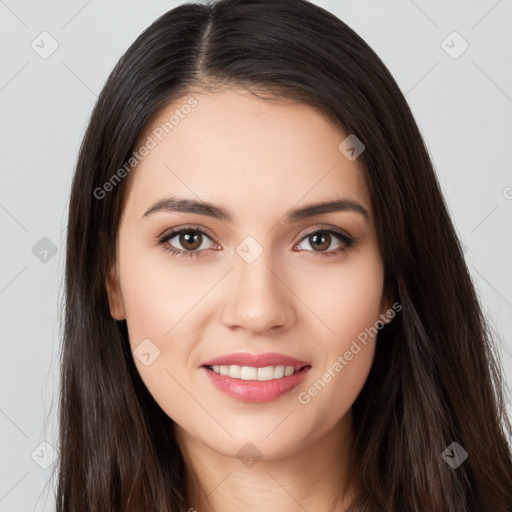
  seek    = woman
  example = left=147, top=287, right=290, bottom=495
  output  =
left=57, top=0, right=512, bottom=510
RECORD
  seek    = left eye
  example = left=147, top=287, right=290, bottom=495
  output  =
left=295, top=228, right=354, bottom=256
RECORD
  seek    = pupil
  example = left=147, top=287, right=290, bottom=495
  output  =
left=311, top=233, right=330, bottom=251
left=181, top=232, right=201, bottom=250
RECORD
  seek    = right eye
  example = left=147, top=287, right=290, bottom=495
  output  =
left=158, top=227, right=219, bottom=259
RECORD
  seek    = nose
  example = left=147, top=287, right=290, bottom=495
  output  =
left=221, top=250, right=296, bottom=335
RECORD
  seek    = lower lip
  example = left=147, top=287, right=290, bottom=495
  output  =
left=201, top=365, right=312, bottom=403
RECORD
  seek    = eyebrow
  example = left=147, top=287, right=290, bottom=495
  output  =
left=142, top=196, right=370, bottom=224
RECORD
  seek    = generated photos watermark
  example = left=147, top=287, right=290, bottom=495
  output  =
left=93, top=96, right=198, bottom=200
left=298, top=301, right=402, bottom=405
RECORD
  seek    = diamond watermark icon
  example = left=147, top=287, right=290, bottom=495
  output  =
left=441, top=31, right=469, bottom=59
left=31, top=31, right=59, bottom=59
left=441, top=442, right=468, bottom=469
left=237, top=441, right=263, bottom=468
left=134, top=338, right=161, bottom=366
left=32, top=237, right=58, bottom=263
left=31, top=441, right=58, bottom=469
left=338, top=134, right=365, bottom=161
left=236, top=236, right=263, bottom=264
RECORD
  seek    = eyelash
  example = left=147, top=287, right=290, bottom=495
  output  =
left=157, top=225, right=355, bottom=260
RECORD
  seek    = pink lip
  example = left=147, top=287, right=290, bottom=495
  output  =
left=201, top=351, right=310, bottom=368
left=200, top=352, right=312, bottom=402
left=201, top=365, right=312, bottom=403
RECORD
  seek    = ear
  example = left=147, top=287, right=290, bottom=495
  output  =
left=105, top=263, right=126, bottom=320
left=378, top=293, right=395, bottom=325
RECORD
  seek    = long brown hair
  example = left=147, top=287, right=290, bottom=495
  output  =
left=56, top=0, right=512, bottom=510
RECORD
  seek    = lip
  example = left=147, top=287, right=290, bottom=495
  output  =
left=201, top=351, right=310, bottom=369
left=201, top=365, right=312, bottom=403
left=200, top=352, right=312, bottom=403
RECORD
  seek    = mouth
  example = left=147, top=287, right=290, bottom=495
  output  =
left=202, top=364, right=311, bottom=381
left=200, top=364, right=312, bottom=403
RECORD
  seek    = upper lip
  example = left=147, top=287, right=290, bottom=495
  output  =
left=201, top=352, right=311, bottom=369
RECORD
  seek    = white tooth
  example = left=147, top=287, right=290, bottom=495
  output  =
left=210, top=364, right=300, bottom=380
left=227, top=365, right=241, bottom=378
left=273, top=365, right=285, bottom=379
left=240, top=366, right=258, bottom=380
left=257, top=366, right=275, bottom=381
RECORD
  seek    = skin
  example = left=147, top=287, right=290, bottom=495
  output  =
left=106, top=87, right=392, bottom=512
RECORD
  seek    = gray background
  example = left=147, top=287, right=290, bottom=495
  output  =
left=1, top=0, right=511, bottom=510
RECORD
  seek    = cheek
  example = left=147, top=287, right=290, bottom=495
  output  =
left=117, top=238, right=219, bottom=416
left=295, top=247, right=385, bottom=347
left=293, top=250, right=384, bottom=412
left=118, top=248, right=203, bottom=422
left=119, top=239, right=209, bottom=348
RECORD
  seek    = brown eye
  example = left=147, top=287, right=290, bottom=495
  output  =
left=158, top=228, right=216, bottom=258
left=296, top=228, right=354, bottom=255
left=308, top=232, right=332, bottom=251
left=177, top=231, right=203, bottom=251
left=157, top=226, right=354, bottom=260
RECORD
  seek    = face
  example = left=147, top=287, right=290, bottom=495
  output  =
left=106, top=87, right=391, bottom=460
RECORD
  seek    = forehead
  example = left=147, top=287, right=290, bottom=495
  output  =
left=122, top=88, right=371, bottom=224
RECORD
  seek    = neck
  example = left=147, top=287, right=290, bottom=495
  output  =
left=175, top=409, right=359, bottom=512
